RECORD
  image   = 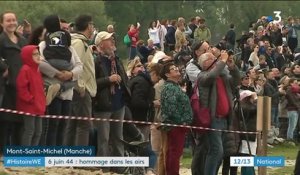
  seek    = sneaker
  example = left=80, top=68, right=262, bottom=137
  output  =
left=46, top=84, right=61, bottom=105
left=286, top=140, right=296, bottom=146
left=274, top=137, right=285, bottom=143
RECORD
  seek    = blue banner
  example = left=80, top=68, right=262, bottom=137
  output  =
left=4, top=146, right=95, bottom=157
left=4, top=157, right=45, bottom=167
left=254, top=156, right=285, bottom=167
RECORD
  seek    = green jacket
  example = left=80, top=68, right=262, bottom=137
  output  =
left=194, top=27, right=211, bottom=43
left=161, top=80, right=193, bottom=129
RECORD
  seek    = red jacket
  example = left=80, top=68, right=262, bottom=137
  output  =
left=16, top=45, right=46, bottom=115
left=128, top=28, right=139, bottom=47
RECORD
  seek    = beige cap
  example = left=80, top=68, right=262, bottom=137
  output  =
left=95, top=31, right=113, bottom=45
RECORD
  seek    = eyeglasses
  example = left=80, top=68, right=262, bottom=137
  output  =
left=169, top=67, right=179, bottom=71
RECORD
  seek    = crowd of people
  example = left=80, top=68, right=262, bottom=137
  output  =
left=0, top=10, right=300, bottom=175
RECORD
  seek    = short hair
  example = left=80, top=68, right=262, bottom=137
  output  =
left=264, top=70, right=273, bottom=78
left=191, top=40, right=204, bottom=58
left=198, top=53, right=210, bottom=69
left=170, top=20, right=177, bottom=26
left=160, top=62, right=175, bottom=80
left=74, top=15, right=92, bottom=32
left=60, top=18, right=68, bottom=23
left=259, top=55, right=266, bottom=61
left=291, top=64, right=298, bottom=73
left=148, top=63, right=163, bottom=76
left=229, top=23, right=234, bottom=29
left=288, top=16, right=294, bottom=22
left=107, top=24, right=113, bottom=30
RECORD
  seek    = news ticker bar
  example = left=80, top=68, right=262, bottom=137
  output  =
left=4, top=157, right=149, bottom=167
left=230, top=156, right=285, bottom=167
left=4, top=146, right=95, bottom=157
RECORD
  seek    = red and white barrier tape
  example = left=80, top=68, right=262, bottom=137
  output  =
left=0, top=108, right=259, bottom=135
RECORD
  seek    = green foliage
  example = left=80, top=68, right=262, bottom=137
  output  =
left=0, top=1, right=112, bottom=30
left=1, top=1, right=300, bottom=59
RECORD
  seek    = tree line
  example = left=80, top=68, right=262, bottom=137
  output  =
left=1, top=1, right=299, bottom=58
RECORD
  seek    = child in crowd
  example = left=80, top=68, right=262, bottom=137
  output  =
left=42, top=14, right=76, bottom=105
left=16, top=45, right=46, bottom=146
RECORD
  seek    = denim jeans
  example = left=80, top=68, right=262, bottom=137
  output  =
left=22, top=116, right=42, bottom=146
left=287, top=111, right=299, bottom=140
left=191, top=133, right=208, bottom=175
left=141, top=144, right=157, bottom=169
left=129, top=46, right=137, bottom=60
left=271, top=107, right=279, bottom=128
left=204, top=117, right=228, bottom=175
left=46, top=98, right=71, bottom=146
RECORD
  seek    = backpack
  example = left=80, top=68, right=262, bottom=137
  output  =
left=123, top=34, right=131, bottom=47
left=190, top=79, right=211, bottom=133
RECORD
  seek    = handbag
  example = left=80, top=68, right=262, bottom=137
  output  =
left=123, top=34, right=131, bottom=46
left=190, top=80, right=211, bottom=133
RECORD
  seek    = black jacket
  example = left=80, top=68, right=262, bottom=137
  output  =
left=225, top=29, right=236, bottom=45
left=237, top=101, right=257, bottom=141
left=0, top=58, right=7, bottom=94
left=128, top=72, right=154, bottom=122
left=165, top=26, right=176, bottom=45
left=93, top=54, right=130, bottom=112
left=0, top=32, right=27, bottom=122
left=264, top=79, right=280, bottom=106
left=0, top=32, right=27, bottom=87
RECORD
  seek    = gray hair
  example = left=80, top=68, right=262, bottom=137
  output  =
left=197, top=53, right=210, bottom=69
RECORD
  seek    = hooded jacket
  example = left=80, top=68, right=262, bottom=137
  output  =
left=43, top=15, right=72, bottom=63
left=71, top=33, right=97, bottom=97
left=16, top=45, right=46, bottom=115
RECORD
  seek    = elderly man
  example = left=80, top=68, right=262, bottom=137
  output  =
left=93, top=31, right=130, bottom=173
left=197, top=51, right=240, bottom=175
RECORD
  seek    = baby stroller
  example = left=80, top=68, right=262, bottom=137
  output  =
left=121, top=106, right=156, bottom=175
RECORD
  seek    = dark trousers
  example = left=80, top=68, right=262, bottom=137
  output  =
left=222, top=156, right=237, bottom=175
left=288, top=37, right=298, bottom=53
left=295, top=150, right=300, bottom=175
left=191, top=133, right=208, bottom=175
left=46, top=98, right=71, bottom=146
left=64, top=90, right=92, bottom=146
left=0, top=121, right=23, bottom=154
